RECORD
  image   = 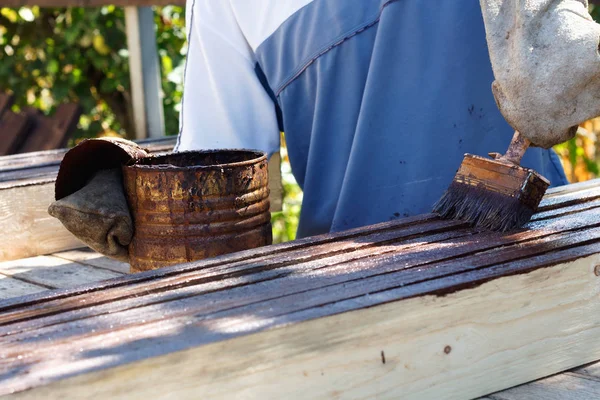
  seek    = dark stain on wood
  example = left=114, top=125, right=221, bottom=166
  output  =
left=1, top=180, right=600, bottom=395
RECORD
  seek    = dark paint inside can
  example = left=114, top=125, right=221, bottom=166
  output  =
left=122, top=149, right=272, bottom=273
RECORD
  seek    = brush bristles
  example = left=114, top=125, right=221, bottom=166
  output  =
left=433, top=181, right=535, bottom=232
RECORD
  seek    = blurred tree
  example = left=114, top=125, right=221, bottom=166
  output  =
left=0, top=6, right=186, bottom=142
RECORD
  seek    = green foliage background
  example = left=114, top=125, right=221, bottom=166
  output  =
left=2, top=5, right=600, bottom=243
left=0, top=6, right=186, bottom=140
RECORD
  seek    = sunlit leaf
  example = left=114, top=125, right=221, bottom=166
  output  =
left=17, top=7, right=35, bottom=22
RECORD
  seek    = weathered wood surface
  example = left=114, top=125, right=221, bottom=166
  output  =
left=0, top=275, right=46, bottom=300
left=1, top=180, right=600, bottom=399
left=0, top=252, right=126, bottom=301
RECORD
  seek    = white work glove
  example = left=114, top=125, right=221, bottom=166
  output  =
left=480, top=0, right=600, bottom=148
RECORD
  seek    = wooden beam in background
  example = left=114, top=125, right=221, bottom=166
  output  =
left=2, top=181, right=600, bottom=399
left=124, top=6, right=166, bottom=140
left=2, top=0, right=185, bottom=6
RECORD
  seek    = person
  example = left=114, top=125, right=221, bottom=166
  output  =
left=175, top=0, right=569, bottom=239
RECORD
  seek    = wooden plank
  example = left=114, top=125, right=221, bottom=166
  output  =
left=0, top=256, right=122, bottom=289
left=2, top=250, right=600, bottom=399
left=125, top=6, right=149, bottom=140
left=0, top=93, right=13, bottom=117
left=0, top=275, right=46, bottom=300
left=17, top=104, right=82, bottom=153
left=3, top=0, right=186, bottom=6
left=489, top=374, right=600, bottom=400
left=0, top=181, right=594, bottom=321
left=1, top=183, right=600, bottom=398
left=268, top=152, right=283, bottom=212
left=0, top=136, right=175, bottom=173
left=0, top=111, right=31, bottom=156
left=0, top=182, right=84, bottom=261
left=52, top=249, right=130, bottom=274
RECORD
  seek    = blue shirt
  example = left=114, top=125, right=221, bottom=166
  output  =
left=177, top=0, right=568, bottom=238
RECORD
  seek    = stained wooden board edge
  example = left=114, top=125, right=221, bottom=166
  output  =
left=4, top=188, right=600, bottom=326
left=0, top=214, right=442, bottom=310
left=6, top=252, right=600, bottom=400
left=3, top=179, right=600, bottom=316
left=2, top=179, right=600, bottom=312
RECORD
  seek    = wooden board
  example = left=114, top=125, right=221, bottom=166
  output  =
left=1, top=180, right=600, bottom=399
left=0, top=255, right=123, bottom=288
left=0, top=182, right=84, bottom=261
left=52, top=249, right=130, bottom=274
left=16, top=104, right=82, bottom=154
left=0, top=275, right=46, bottom=300
left=0, top=111, right=31, bottom=156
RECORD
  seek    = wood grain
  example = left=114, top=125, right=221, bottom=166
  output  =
left=0, top=256, right=122, bottom=288
left=52, top=249, right=130, bottom=274
left=0, top=275, right=46, bottom=300
left=3, top=252, right=600, bottom=400
left=1, top=181, right=600, bottom=398
left=0, top=183, right=84, bottom=261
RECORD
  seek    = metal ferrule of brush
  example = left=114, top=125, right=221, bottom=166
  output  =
left=433, top=131, right=550, bottom=232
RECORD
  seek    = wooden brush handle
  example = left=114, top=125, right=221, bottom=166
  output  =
left=489, top=131, right=531, bottom=166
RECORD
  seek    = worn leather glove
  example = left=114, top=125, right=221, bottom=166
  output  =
left=480, top=0, right=600, bottom=148
left=48, top=137, right=150, bottom=262
left=48, top=169, right=132, bottom=262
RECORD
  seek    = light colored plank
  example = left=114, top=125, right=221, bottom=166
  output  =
left=268, top=152, right=283, bottom=212
left=7, top=252, right=600, bottom=400
left=490, top=373, right=600, bottom=400
left=0, top=256, right=122, bottom=289
left=0, top=275, right=47, bottom=300
left=0, top=183, right=82, bottom=262
left=125, top=6, right=148, bottom=140
left=52, top=249, right=129, bottom=274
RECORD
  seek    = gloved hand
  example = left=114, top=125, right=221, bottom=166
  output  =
left=480, top=0, right=600, bottom=148
left=48, top=137, right=150, bottom=262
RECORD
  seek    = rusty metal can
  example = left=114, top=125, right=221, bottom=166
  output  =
left=122, top=149, right=272, bottom=273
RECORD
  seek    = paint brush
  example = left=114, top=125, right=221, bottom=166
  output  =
left=432, top=131, right=550, bottom=232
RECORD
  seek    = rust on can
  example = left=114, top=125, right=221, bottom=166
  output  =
left=122, top=149, right=272, bottom=273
